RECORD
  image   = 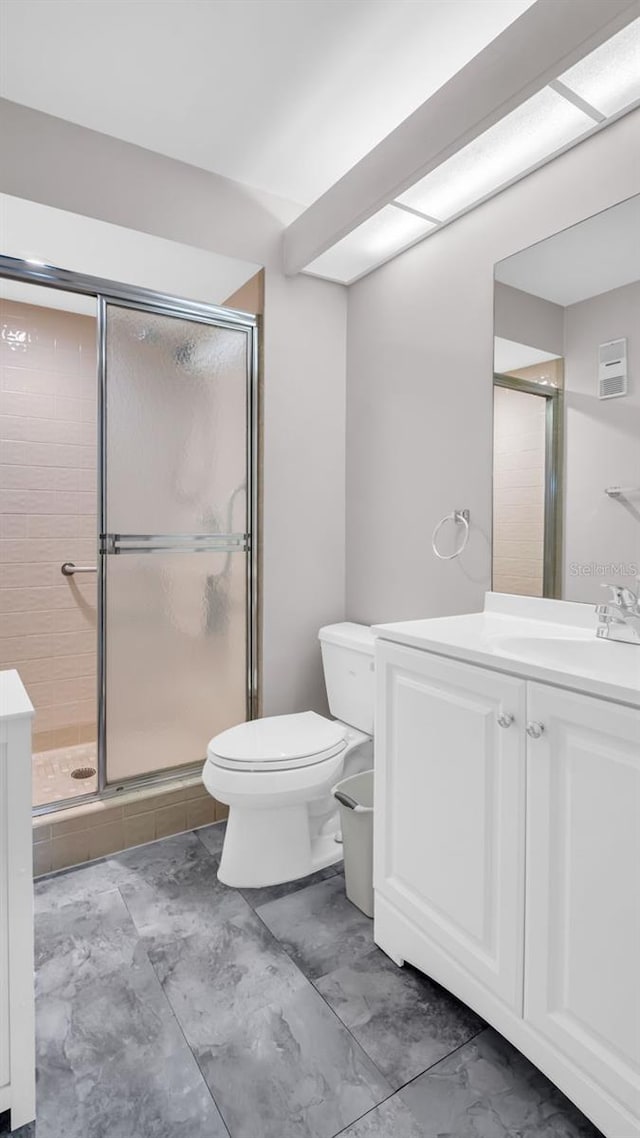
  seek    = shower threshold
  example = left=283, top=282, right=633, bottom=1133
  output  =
left=32, top=769, right=225, bottom=877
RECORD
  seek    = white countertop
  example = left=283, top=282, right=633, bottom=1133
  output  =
left=0, top=669, right=34, bottom=720
left=375, top=593, right=640, bottom=709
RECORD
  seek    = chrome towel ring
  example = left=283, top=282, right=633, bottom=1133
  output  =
left=432, top=509, right=470, bottom=561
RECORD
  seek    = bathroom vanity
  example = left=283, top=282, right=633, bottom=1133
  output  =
left=374, top=594, right=640, bottom=1138
left=0, top=671, right=35, bottom=1131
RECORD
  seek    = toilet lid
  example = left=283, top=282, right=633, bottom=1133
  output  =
left=208, top=711, right=347, bottom=770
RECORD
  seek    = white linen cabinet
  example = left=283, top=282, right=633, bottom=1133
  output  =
left=374, top=639, right=640, bottom=1138
left=0, top=671, right=35, bottom=1132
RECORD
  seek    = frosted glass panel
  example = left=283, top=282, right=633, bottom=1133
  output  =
left=104, top=303, right=251, bottom=782
left=106, top=551, right=247, bottom=781
left=106, top=305, right=248, bottom=535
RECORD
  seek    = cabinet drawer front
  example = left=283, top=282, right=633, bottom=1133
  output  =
left=526, top=683, right=640, bottom=1120
left=375, top=642, right=526, bottom=1011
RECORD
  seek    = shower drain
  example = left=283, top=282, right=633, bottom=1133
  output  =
left=70, top=766, right=97, bottom=781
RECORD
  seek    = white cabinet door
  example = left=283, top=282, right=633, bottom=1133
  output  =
left=375, top=641, right=527, bottom=1011
left=525, top=683, right=640, bottom=1123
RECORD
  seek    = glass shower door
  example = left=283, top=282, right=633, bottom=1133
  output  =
left=101, top=301, right=255, bottom=784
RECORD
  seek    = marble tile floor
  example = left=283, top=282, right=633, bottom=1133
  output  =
left=3, top=822, right=604, bottom=1138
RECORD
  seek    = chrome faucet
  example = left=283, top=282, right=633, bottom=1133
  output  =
left=596, top=581, right=640, bottom=644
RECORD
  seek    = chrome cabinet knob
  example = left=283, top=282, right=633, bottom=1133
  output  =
left=526, top=721, right=545, bottom=739
left=497, top=713, right=514, bottom=729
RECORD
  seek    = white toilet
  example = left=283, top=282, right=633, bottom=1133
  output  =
left=202, top=622, right=375, bottom=888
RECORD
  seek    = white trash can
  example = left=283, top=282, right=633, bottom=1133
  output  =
left=332, top=770, right=374, bottom=918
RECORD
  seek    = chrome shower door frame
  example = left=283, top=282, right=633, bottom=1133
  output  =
left=0, top=256, right=259, bottom=814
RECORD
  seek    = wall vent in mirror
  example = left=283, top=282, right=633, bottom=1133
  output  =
left=598, top=337, right=627, bottom=399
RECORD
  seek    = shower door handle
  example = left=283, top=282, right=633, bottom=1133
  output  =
left=61, top=562, right=98, bottom=576
left=101, top=533, right=249, bottom=554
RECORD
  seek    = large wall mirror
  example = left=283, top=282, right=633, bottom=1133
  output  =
left=492, top=193, right=640, bottom=604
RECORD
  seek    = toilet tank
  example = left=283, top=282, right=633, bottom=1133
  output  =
left=318, top=623, right=376, bottom=734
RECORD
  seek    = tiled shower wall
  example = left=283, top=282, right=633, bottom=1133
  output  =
left=492, top=384, right=546, bottom=597
left=0, top=298, right=98, bottom=752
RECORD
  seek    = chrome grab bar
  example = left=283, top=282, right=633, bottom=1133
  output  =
left=605, top=486, right=640, bottom=498
left=61, top=562, right=97, bottom=576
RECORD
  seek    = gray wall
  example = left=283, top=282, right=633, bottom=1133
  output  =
left=0, top=99, right=347, bottom=716
left=0, top=100, right=297, bottom=270
left=494, top=282, right=564, bottom=356
left=563, top=281, right=640, bottom=602
left=345, top=108, right=640, bottom=624
left=261, top=271, right=347, bottom=714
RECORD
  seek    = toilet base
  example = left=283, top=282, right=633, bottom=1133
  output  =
left=217, top=802, right=343, bottom=889
left=204, top=726, right=373, bottom=891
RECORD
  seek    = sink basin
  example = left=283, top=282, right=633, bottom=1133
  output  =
left=491, top=633, right=640, bottom=682
left=376, top=595, right=640, bottom=705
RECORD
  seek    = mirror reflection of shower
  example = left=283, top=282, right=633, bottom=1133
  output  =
left=493, top=193, right=640, bottom=604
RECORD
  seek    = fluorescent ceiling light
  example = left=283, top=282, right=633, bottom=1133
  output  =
left=304, top=205, right=436, bottom=283
left=397, top=87, right=594, bottom=222
left=558, top=18, right=640, bottom=117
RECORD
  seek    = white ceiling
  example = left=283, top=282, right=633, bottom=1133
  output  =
left=495, top=193, right=640, bottom=306
left=493, top=338, right=561, bottom=373
left=0, top=0, right=534, bottom=207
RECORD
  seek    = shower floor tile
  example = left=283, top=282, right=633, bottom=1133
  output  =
left=32, top=741, right=97, bottom=807
left=10, top=825, right=604, bottom=1138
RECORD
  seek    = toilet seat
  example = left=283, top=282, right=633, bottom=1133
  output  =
left=207, top=711, right=347, bottom=772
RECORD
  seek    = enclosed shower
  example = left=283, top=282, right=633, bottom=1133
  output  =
left=0, top=257, right=258, bottom=814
